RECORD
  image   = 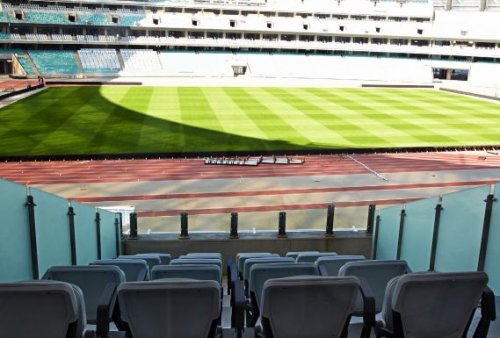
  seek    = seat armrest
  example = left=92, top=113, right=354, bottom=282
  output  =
left=231, top=280, right=246, bottom=336
left=318, top=265, right=328, bottom=276
left=96, top=282, right=117, bottom=338
left=227, top=257, right=238, bottom=296
left=137, top=268, right=148, bottom=281
left=473, top=286, right=497, bottom=338
left=357, top=277, right=376, bottom=338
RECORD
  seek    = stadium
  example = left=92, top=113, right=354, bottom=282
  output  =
left=0, top=0, right=499, bottom=336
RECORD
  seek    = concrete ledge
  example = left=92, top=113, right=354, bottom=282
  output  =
left=124, top=231, right=372, bottom=262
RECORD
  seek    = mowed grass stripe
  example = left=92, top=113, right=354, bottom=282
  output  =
left=0, top=86, right=499, bottom=156
left=222, top=87, right=311, bottom=147
left=0, top=87, right=94, bottom=155
left=360, top=90, right=499, bottom=145
left=264, top=87, right=385, bottom=147
left=200, top=87, right=268, bottom=139
left=177, top=87, right=223, bottom=130
left=308, top=88, right=451, bottom=147
left=253, top=87, right=348, bottom=146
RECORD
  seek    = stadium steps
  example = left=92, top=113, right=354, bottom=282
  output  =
left=73, top=50, right=84, bottom=75
left=116, top=49, right=126, bottom=70
left=25, top=54, right=40, bottom=76
left=15, top=54, right=40, bottom=77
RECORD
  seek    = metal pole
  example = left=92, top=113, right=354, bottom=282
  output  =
left=67, top=205, right=77, bottom=265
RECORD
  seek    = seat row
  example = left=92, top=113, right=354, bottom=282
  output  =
left=227, top=251, right=496, bottom=338
left=0, top=250, right=496, bottom=338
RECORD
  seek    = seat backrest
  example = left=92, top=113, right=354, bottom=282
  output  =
left=315, top=255, right=366, bottom=276
left=296, top=252, right=338, bottom=263
left=44, top=265, right=125, bottom=323
left=261, top=276, right=360, bottom=338
left=249, top=263, right=320, bottom=310
left=118, top=279, right=221, bottom=338
left=92, top=259, right=149, bottom=282
left=243, top=257, right=295, bottom=281
left=285, top=251, right=320, bottom=259
left=385, top=272, right=488, bottom=338
left=170, top=258, right=222, bottom=269
left=151, top=264, right=222, bottom=283
left=339, top=260, right=409, bottom=313
left=185, top=252, right=222, bottom=260
left=237, top=253, right=278, bottom=274
left=118, top=255, right=162, bottom=271
left=0, top=280, right=86, bottom=338
left=135, top=253, right=171, bottom=265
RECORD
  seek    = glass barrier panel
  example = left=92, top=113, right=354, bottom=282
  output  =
left=376, top=205, right=402, bottom=260
left=399, top=197, right=439, bottom=272
left=73, top=202, right=98, bottom=265
left=0, top=179, right=32, bottom=282
left=434, top=185, right=490, bottom=272
left=32, top=188, right=72, bottom=277
left=99, top=210, right=118, bottom=259
left=484, top=184, right=500, bottom=294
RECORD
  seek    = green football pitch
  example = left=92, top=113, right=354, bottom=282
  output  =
left=0, top=86, right=499, bottom=156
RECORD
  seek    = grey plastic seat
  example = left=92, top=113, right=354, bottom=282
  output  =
left=236, top=252, right=279, bottom=275
left=243, top=257, right=295, bottom=282
left=376, top=271, right=495, bottom=338
left=295, top=252, right=338, bottom=263
left=44, top=265, right=126, bottom=324
left=92, top=259, right=149, bottom=281
left=315, top=255, right=366, bottom=276
left=118, top=254, right=161, bottom=271
left=339, top=260, right=410, bottom=314
left=259, top=276, right=362, bottom=338
left=151, top=264, right=222, bottom=283
left=0, top=280, right=87, bottom=338
left=170, top=258, right=222, bottom=269
left=135, top=253, right=171, bottom=265
left=247, top=263, right=320, bottom=327
left=117, top=279, right=221, bottom=338
left=184, top=252, right=222, bottom=260
left=285, top=251, right=320, bottom=259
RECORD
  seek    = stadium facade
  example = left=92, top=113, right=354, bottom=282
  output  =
left=0, top=0, right=498, bottom=86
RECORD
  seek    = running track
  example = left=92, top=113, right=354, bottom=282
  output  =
left=1, top=151, right=499, bottom=230
left=1, top=152, right=500, bottom=185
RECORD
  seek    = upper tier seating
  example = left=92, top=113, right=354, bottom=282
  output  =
left=117, top=279, right=221, bottom=338
left=28, top=50, right=78, bottom=75
left=22, top=11, right=66, bottom=25
left=0, top=280, right=88, bottom=338
left=376, top=271, right=495, bottom=338
left=79, top=49, right=121, bottom=73
left=121, top=49, right=163, bottom=73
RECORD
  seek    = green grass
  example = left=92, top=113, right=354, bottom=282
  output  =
left=0, top=86, right=499, bottom=156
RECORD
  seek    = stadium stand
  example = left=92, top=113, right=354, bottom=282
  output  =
left=28, top=51, right=78, bottom=75
left=121, top=49, right=163, bottom=74
left=78, top=49, right=121, bottom=74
